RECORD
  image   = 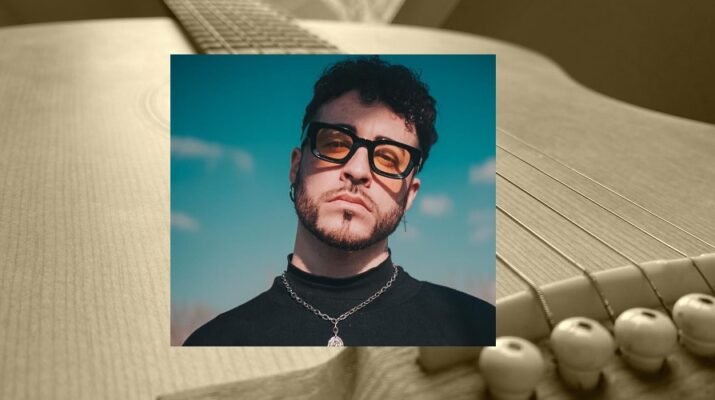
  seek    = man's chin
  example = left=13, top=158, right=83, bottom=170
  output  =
left=312, top=225, right=381, bottom=251
left=321, top=229, right=373, bottom=245
left=322, top=236, right=380, bottom=252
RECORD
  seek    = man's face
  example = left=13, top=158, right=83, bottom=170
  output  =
left=290, top=90, right=421, bottom=251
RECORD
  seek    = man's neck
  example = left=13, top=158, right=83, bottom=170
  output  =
left=291, top=226, right=390, bottom=278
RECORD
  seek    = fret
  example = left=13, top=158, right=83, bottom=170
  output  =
left=164, top=0, right=339, bottom=54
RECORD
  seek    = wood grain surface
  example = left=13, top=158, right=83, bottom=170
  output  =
left=1, top=16, right=713, bottom=400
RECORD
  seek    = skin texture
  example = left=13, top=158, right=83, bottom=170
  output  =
left=290, top=90, right=421, bottom=278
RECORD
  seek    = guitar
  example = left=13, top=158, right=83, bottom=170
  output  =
left=1, top=0, right=713, bottom=398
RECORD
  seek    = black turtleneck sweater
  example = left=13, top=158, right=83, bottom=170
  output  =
left=183, top=255, right=495, bottom=346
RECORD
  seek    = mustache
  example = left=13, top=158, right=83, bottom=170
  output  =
left=321, top=186, right=376, bottom=210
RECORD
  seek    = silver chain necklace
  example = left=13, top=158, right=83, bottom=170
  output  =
left=280, top=264, right=399, bottom=347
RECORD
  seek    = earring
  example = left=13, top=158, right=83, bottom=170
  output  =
left=402, top=215, right=408, bottom=232
left=289, top=183, right=296, bottom=202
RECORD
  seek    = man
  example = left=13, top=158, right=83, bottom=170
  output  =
left=184, top=57, right=494, bottom=346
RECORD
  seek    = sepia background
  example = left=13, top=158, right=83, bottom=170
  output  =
left=1, top=0, right=714, bottom=399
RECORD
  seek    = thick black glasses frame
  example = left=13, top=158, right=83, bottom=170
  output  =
left=302, top=121, right=422, bottom=179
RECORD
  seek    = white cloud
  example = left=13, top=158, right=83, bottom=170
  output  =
left=231, top=149, right=254, bottom=174
left=469, top=158, right=496, bottom=184
left=172, top=136, right=222, bottom=160
left=468, top=210, right=494, bottom=243
left=419, top=194, right=453, bottom=217
left=172, top=212, right=200, bottom=232
left=172, top=136, right=254, bottom=174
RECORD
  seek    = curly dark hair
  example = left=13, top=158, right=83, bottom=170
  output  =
left=302, top=56, right=438, bottom=171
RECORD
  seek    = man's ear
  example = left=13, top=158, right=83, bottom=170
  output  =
left=289, top=148, right=302, bottom=184
left=404, top=176, right=421, bottom=212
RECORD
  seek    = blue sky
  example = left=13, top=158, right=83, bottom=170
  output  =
left=171, top=55, right=495, bottom=319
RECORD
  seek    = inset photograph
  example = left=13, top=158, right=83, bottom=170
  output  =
left=171, top=55, right=495, bottom=346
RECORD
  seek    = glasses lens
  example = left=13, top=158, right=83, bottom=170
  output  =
left=315, top=127, right=353, bottom=161
left=374, top=143, right=411, bottom=175
left=312, top=124, right=416, bottom=177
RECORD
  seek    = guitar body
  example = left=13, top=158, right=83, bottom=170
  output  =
left=0, top=15, right=713, bottom=399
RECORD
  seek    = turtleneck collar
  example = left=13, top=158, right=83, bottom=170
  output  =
left=283, top=252, right=397, bottom=299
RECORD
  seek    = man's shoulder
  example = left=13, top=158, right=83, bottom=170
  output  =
left=416, top=281, right=495, bottom=317
left=182, top=289, right=281, bottom=346
left=395, top=279, right=495, bottom=345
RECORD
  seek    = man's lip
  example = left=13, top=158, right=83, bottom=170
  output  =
left=329, top=194, right=371, bottom=211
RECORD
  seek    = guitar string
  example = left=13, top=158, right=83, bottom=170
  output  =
left=206, top=0, right=339, bottom=54
left=200, top=0, right=254, bottom=53
left=207, top=0, right=282, bottom=53
left=496, top=205, right=617, bottom=323
left=497, top=252, right=555, bottom=331
left=199, top=0, right=257, bottom=52
left=498, top=126, right=715, bottom=250
left=497, top=144, right=715, bottom=296
left=494, top=144, right=715, bottom=378
left=175, top=0, right=236, bottom=53
left=497, top=171, right=672, bottom=315
left=688, top=257, right=715, bottom=295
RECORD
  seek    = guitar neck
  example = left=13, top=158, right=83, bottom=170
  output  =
left=163, top=0, right=339, bottom=54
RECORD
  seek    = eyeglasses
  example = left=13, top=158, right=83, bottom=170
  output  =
left=302, top=122, right=422, bottom=179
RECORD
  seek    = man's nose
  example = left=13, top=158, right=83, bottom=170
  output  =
left=341, top=147, right=372, bottom=185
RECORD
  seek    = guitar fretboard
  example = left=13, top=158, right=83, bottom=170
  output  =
left=164, top=0, right=339, bottom=54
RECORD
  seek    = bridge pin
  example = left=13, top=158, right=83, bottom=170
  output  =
left=550, top=317, right=615, bottom=390
left=673, top=293, right=715, bottom=357
left=479, top=336, right=544, bottom=400
left=614, top=308, right=677, bottom=372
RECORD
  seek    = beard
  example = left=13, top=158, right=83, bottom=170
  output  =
left=293, top=171, right=407, bottom=251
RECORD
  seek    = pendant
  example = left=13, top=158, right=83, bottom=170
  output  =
left=327, top=335, right=344, bottom=347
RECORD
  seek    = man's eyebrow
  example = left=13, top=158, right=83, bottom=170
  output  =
left=329, top=123, right=404, bottom=142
